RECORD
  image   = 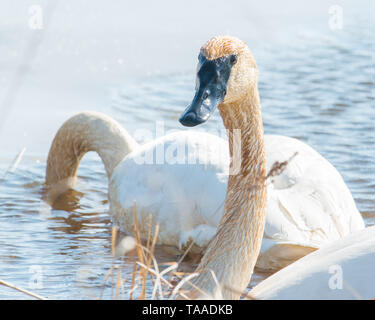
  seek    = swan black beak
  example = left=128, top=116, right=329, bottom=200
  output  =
left=179, top=54, right=237, bottom=127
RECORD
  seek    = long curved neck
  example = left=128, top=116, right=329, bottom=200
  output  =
left=188, top=85, right=267, bottom=299
left=45, top=112, right=138, bottom=190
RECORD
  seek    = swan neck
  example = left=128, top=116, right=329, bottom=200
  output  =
left=188, top=86, right=267, bottom=299
left=45, top=112, right=138, bottom=193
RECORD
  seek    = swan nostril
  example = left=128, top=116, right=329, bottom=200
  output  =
left=230, top=54, right=238, bottom=65
left=185, top=112, right=196, bottom=121
left=179, top=112, right=197, bottom=126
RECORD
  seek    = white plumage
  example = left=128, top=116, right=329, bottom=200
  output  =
left=109, top=131, right=228, bottom=251
left=258, top=135, right=365, bottom=269
left=108, top=128, right=364, bottom=270
left=250, top=225, right=375, bottom=299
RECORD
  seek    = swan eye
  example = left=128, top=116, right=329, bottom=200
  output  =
left=203, top=91, right=209, bottom=100
left=230, top=55, right=238, bottom=65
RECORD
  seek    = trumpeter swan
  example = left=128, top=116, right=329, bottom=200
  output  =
left=178, top=36, right=365, bottom=299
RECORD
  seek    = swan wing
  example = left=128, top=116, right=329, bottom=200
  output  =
left=258, top=135, right=365, bottom=269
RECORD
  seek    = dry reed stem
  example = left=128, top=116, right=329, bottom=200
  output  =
left=0, top=279, right=47, bottom=300
left=146, top=215, right=152, bottom=258
left=145, top=223, right=160, bottom=298
left=140, top=215, right=160, bottom=299
left=99, top=265, right=115, bottom=299
left=129, top=201, right=161, bottom=299
left=111, top=226, right=118, bottom=256
left=170, top=273, right=202, bottom=299
left=129, top=258, right=138, bottom=300
left=136, top=262, right=172, bottom=299
left=248, top=152, right=298, bottom=192
left=147, top=223, right=159, bottom=271
left=115, top=263, right=122, bottom=299
left=132, top=201, right=145, bottom=299
left=140, top=215, right=151, bottom=298
left=177, top=238, right=197, bottom=265
left=1, top=147, right=26, bottom=182
left=224, top=285, right=257, bottom=300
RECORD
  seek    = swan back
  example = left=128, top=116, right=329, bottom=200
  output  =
left=109, top=131, right=229, bottom=247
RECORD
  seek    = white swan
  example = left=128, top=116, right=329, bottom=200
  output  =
left=249, top=225, right=375, bottom=299
left=46, top=111, right=230, bottom=252
left=45, top=36, right=364, bottom=273
left=177, top=36, right=367, bottom=299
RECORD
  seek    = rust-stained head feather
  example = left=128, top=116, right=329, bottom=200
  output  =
left=201, top=36, right=248, bottom=60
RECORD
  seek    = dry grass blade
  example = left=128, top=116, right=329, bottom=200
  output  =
left=266, top=152, right=298, bottom=180
left=136, top=262, right=169, bottom=296
left=146, top=223, right=160, bottom=298
left=111, top=226, right=118, bottom=256
left=177, top=238, right=196, bottom=265
left=170, top=273, right=200, bottom=300
left=247, top=151, right=298, bottom=192
left=8, top=147, right=26, bottom=173
left=130, top=201, right=161, bottom=299
left=175, top=269, right=222, bottom=300
left=132, top=200, right=146, bottom=299
left=149, top=249, right=165, bottom=299
left=0, top=279, right=47, bottom=300
left=147, top=223, right=159, bottom=271
left=115, top=264, right=122, bottom=299
left=208, top=269, right=223, bottom=299
left=224, top=285, right=257, bottom=300
left=99, top=266, right=115, bottom=299
left=160, top=262, right=178, bottom=277
left=135, top=261, right=187, bottom=300
left=129, top=258, right=138, bottom=300
left=1, top=147, right=26, bottom=182
left=141, top=220, right=159, bottom=299
left=146, top=215, right=153, bottom=259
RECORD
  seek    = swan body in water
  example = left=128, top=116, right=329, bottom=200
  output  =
left=46, top=112, right=230, bottom=251
left=45, top=37, right=364, bottom=276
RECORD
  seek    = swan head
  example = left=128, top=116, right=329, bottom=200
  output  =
left=179, top=36, right=258, bottom=127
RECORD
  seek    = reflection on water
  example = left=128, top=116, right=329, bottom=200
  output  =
left=1, top=23, right=375, bottom=299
